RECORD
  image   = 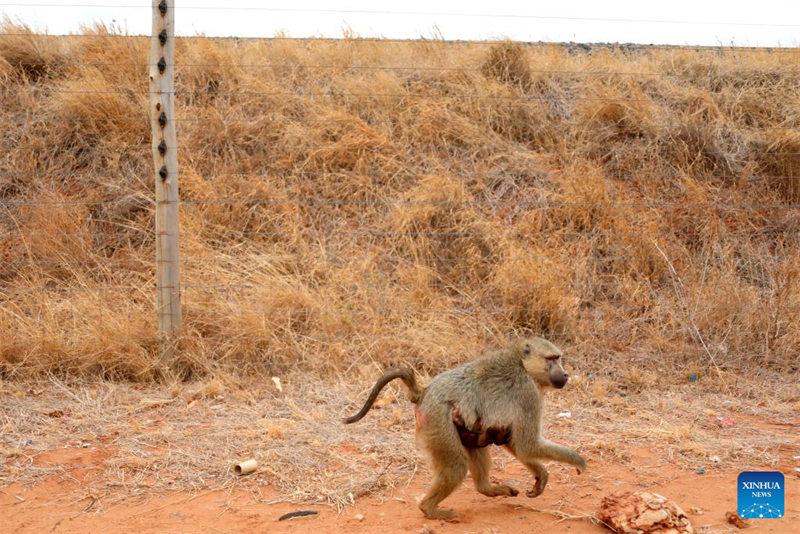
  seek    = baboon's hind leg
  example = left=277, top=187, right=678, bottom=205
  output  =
left=418, top=454, right=467, bottom=521
left=417, top=416, right=469, bottom=522
left=467, top=448, right=518, bottom=497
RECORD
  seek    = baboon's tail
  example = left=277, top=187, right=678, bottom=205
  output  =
left=343, top=368, right=422, bottom=424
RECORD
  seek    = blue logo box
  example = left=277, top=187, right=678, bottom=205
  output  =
left=737, top=471, right=784, bottom=519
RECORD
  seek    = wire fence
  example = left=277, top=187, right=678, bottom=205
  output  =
left=1, top=5, right=799, bottom=371
left=3, top=3, right=800, bottom=28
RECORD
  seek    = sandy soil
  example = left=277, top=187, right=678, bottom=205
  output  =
left=2, top=439, right=798, bottom=534
left=2, top=378, right=798, bottom=533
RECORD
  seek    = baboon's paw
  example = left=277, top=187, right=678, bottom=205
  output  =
left=423, top=508, right=463, bottom=522
left=479, top=483, right=519, bottom=497
left=575, top=456, right=587, bottom=474
left=499, top=484, right=519, bottom=497
left=526, top=476, right=546, bottom=498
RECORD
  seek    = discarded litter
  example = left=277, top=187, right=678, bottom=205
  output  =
left=278, top=510, right=318, bottom=521
left=697, top=466, right=706, bottom=475
left=271, top=376, right=283, bottom=392
left=557, top=411, right=572, bottom=418
left=234, top=459, right=257, bottom=475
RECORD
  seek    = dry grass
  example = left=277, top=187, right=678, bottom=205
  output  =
left=1, top=374, right=796, bottom=505
left=0, top=376, right=419, bottom=507
left=1, top=22, right=799, bottom=384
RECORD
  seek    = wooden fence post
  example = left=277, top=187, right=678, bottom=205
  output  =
left=150, top=0, right=181, bottom=364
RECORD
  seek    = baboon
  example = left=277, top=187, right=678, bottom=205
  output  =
left=343, top=337, right=586, bottom=521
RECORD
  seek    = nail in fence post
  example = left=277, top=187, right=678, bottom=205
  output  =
left=150, top=0, right=181, bottom=367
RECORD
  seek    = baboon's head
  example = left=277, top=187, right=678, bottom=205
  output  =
left=519, top=337, right=569, bottom=389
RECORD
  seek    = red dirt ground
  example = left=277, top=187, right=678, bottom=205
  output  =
left=2, top=442, right=797, bottom=534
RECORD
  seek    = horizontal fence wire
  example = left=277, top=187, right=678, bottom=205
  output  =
left=4, top=58, right=800, bottom=76
left=1, top=4, right=800, bottom=27
left=0, top=281, right=776, bottom=293
left=2, top=170, right=799, bottom=187
left=4, top=253, right=786, bottom=265
left=5, top=87, right=800, bottom=105
left=0, top=32, right=799, bottom=53
left=5, top=145, right=800, bottom=156
left=1, top=228, right=793, bottom=243
left=1, top=116, right=799, bottom=131
left=2, top=200, right=800, bottom=210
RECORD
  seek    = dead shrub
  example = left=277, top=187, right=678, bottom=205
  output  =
left=486, top=97, right=557, bottom=147
left=545, top=163, right=616, bottom=233
left=481, top=42, right=531, bottom=90
left=660, top=123, right=736, bottom=178
left=581, top=98, right=657, bottom=141
left=70, top=23, right=148, bottom=84
left=176, top=37, right=240, bottom=106
left=397, top=98, right=489, bottom=152
left=49, top=69, right=148, bottom=143
left=753, top=130, right=800, bottom=202
left=490, top=250, right=577, bottom=336
left=0, top=17, right=67, bottom=81
left=387, top=175, right=498, bottom=286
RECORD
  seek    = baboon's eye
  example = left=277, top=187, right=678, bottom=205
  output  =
left=523, top=344, right=531, bottom=355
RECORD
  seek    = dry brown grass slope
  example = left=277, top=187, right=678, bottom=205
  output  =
left=1, top=22, right=799, bottom=390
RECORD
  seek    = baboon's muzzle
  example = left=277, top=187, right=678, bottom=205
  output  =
left=550, top=370, right=569, bottom=389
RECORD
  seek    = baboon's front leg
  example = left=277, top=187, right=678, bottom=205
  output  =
left=510, top=439, right=585, bottom=498
left=467, top=448, right=519, bottom=497
left=534, top=438, right=586, bottom=473
left=519, top=458, right=548, bottom=498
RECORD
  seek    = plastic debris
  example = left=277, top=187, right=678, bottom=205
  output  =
left=716, top=417, right=736, bottom=427
left=271, top=376, right=283, bottom=392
